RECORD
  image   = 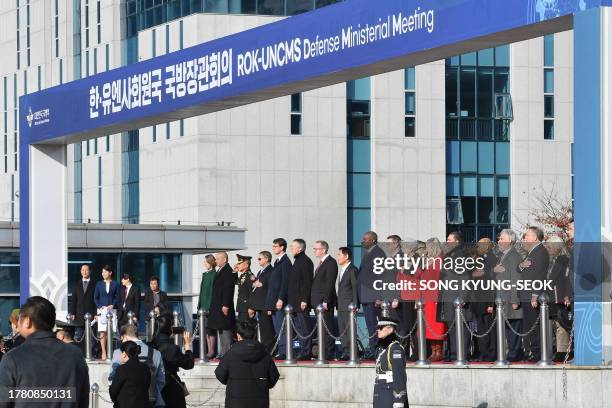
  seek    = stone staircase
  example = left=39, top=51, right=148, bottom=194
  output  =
left=178, top=364, right=226, bottom=407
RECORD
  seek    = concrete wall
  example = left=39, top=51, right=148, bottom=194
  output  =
left=87, top=361, right=612, bottom=408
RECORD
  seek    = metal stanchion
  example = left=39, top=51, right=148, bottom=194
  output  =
left=315, top=304, right=327, bottom=365
left=66, top=314, right=74, bottom=323
left=537, top=293, right=553, bottom=366
left=84, top=313, right=93, bottom=361
left=106, top=311, right=113, bottom=362
left=453, top=297, right=467, bottom=366
left=347, top=303, right=360, bottom=366
left=198, top=309, right=208, bottom=363
left=90, top=383, right=99, bottom=408
left=381, top=300, right=390, bottom=318
left=284, top=305, right=296, bottom=364
left=173, top=310, right=180, bottom=346
left=127, top=311, right=135, bottom=326
left=415, top=300, right=429, bottom=366
left=148, top=310, right=156, bottom=342
left=494, top=296, right=508, bottom=366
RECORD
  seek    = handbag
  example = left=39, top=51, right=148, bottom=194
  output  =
left=171, top=373, right=190, bottom=397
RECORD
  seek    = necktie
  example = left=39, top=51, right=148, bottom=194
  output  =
left=274, top=258, right=279, bottom=267
left=83, top=280, right=88, bottom=292
left=123, top=286, right=127, bottom=302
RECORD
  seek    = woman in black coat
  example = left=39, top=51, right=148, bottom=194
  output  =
left=109, top=341, right=151, bottom=408
left=152, top=311, right=195, bottom=408
left=215, top=320, right=280, bottom=408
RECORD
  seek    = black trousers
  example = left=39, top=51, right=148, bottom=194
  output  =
left=337, top=310, right=351, bottom=355
left=475, top=313, right=496, bottom=360
left=521, top=301, right=540, bottom=359
left=256, top=310, right=276, bottom=352
left=398, top=301, right=416, bottom=357
left=320, top=308, right=336, bottom=359
left=506, top=318, right=523, bottom=360
left=448, top=322, right=470, bottom=361
left=293, top=310, right=312, bottom=357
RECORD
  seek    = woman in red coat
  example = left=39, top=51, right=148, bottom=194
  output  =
left=416, top=237, right=447, bottom=362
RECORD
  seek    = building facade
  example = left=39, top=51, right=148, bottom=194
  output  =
left=0, top=0, right=573, bottom=330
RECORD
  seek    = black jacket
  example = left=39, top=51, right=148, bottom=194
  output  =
left=109, top=357, right=151, bottom=408
left=0, top=331, right=90, bottom=408
left=437, top=245, right=473, bottom=323
left=337, top=262, right=359, bottom=311
left=154, top=333, right=195, bottom=408
left=70, top=278, right=97, bottom=326
left=517, top=243, right=550, bottom=301
left=266, top=254, right=291, bottom=310
left=236, top=270, right=255, bottom=314
left=310, top=255, right=338, bottom=308
left=357, top=244, right=387, bottom=304
left=215, top=339, right=280, bottom=408
left=118, top=284, right=141, bottom=326
left=250, top=265, right=273, bottom=311
left=287, top=251, right=314, bottom=310
left=208, top=264, right=237, bottom=330
left=143, top=289, right=168, bottom=315
left=472, top=249, right=498, bottom=314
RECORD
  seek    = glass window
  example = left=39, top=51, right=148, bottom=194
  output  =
left=445, top=67, right=458, bottom=117
left=123, top=253, right=182, bottom=293
left=204, top=0, right=228, bottom=12
left=495, top=45, right=510, bottom=67
left=460, top=196, right=476, bottom=223
left=446, top=141, right=460, bottom=174
left=287, top=0, right=313, bottom=15
left=479, top=176, right=494, bottom=197
left=544, top=95, right=554, bottom=118
left=405, top=67, right=416, bottom=90
left=290, top=114, right=301, bottom=135
left=229, top=0, right=256, bottom=13
left=544, top=68, right=554, bottom=93
left=291, top=93, right=301, bottom=112
left=544, top=119, right=554, bottom=140
left=494, top=68, right=509, bottom=93
left=405, top=92, right=416, bottom=115
left=0, top=252, right=20, bottom=293
left=478, top=142, right=494, bottom=174
left=347, top=138, right=371, bottom=173
left=257, top=0, right=284, bottom=15
left=496, top=177, right=509, bottom=197
left=544, top=34, right=554, bottom=67
left=446, top=198, right=464, bottom=224
left=348, top=209, right=371, bottom=245
left=0, top=297, right=20, bottom=333
left=446, top=175, right=460, bottom=196
left=477, top=68, right=493, bottom=118
left=348, top=173, right=371, bottom=208
left=404, top=117, right=415, bottom=137
left=460, top=141, right=477, bottom=173
left=495, top=142, right=510, bottom=174
left=315, top=0, right=339, bottom=7
left=478, top=48, right=494, bottom=67
left=461, top=175, right=477, bottom=196
left=460, top=67, right=476, bottom=117
left=347, top=77, right=370, bottom=100
left=496, top=197, right=509, bottom=223
left=478, top=197, right=494, bottom=223
left=461, top=52, right=476, bottom=66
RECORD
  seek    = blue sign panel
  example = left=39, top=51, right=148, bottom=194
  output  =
left=19, top=0, right=606, bottom=145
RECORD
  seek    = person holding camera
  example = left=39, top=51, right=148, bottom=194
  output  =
left=151, top=307, right=195, bottom=408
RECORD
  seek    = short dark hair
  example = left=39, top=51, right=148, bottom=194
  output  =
left=120, top=340, right=141, bottom=359
left=273, top=238, right=287, bottom=252
left=102, top=265, right=114, bottom=275
left=387, top=235, right=402, bottom=243
left=293, top=238, right=306, bottom=251
left=236, top=319, right=257, bottom=340
left=259, top=251, right=272, bottom=262
left=149, top=276, right=159, bottom=283
left=121, top=273, right=134, bottom=283
left=80, top=264, right=91, bottom=270
left=527, top=226, right=545, bottom=242
left=448, top=231, right=464, bottom=244
left=19, top=296, right=56, bottom=332
left=338, top=246, right=352, bottom=260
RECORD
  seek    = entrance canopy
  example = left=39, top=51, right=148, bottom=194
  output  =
left=17, top=0, right=612, bottom=366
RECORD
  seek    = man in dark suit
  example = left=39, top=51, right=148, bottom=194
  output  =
left=0, top=296, right=90, bottom=408
left=249, top=251, right=276, bottom=352
left=287, top=239, right=314, bottom=360
left=70, top=264, right=96, bottom=342
left=310, top=240, right=338, bottom=360
left=269, top=238, right=290, bottom=358
left=518, top=226, right=550, bottom=362
left=356, top=231, right=387, bottom=355
left=208, top=252, right=237, bottom=356
left=335, top=246, right=359, bottom=360
left=471, top=237, right=497, bottom=361
left=143, top=276, right=169, bottom=317
left=118, top=273, right=141, bottom=327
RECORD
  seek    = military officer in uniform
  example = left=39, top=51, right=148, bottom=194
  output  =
left=373, top=317, right=409, bottom=408
left=235, top=254, right=256, bottom=322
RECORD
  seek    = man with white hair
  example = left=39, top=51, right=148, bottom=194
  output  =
left=493, top=228, right=524, bottom=362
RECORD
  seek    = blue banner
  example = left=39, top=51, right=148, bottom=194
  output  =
left=19, top=0, right=606, bottom=145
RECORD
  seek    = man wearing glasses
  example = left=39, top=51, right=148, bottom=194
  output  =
left=311, top=240, right=339, bottom=360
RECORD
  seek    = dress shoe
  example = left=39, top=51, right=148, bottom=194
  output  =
left=338, top=354, right=350, bottom=361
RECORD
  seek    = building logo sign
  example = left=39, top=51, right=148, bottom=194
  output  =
left=26, top=106, right=50, bottom=128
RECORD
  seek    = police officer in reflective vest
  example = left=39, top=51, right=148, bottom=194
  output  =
left=373, top=317, right=409, bottom=408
